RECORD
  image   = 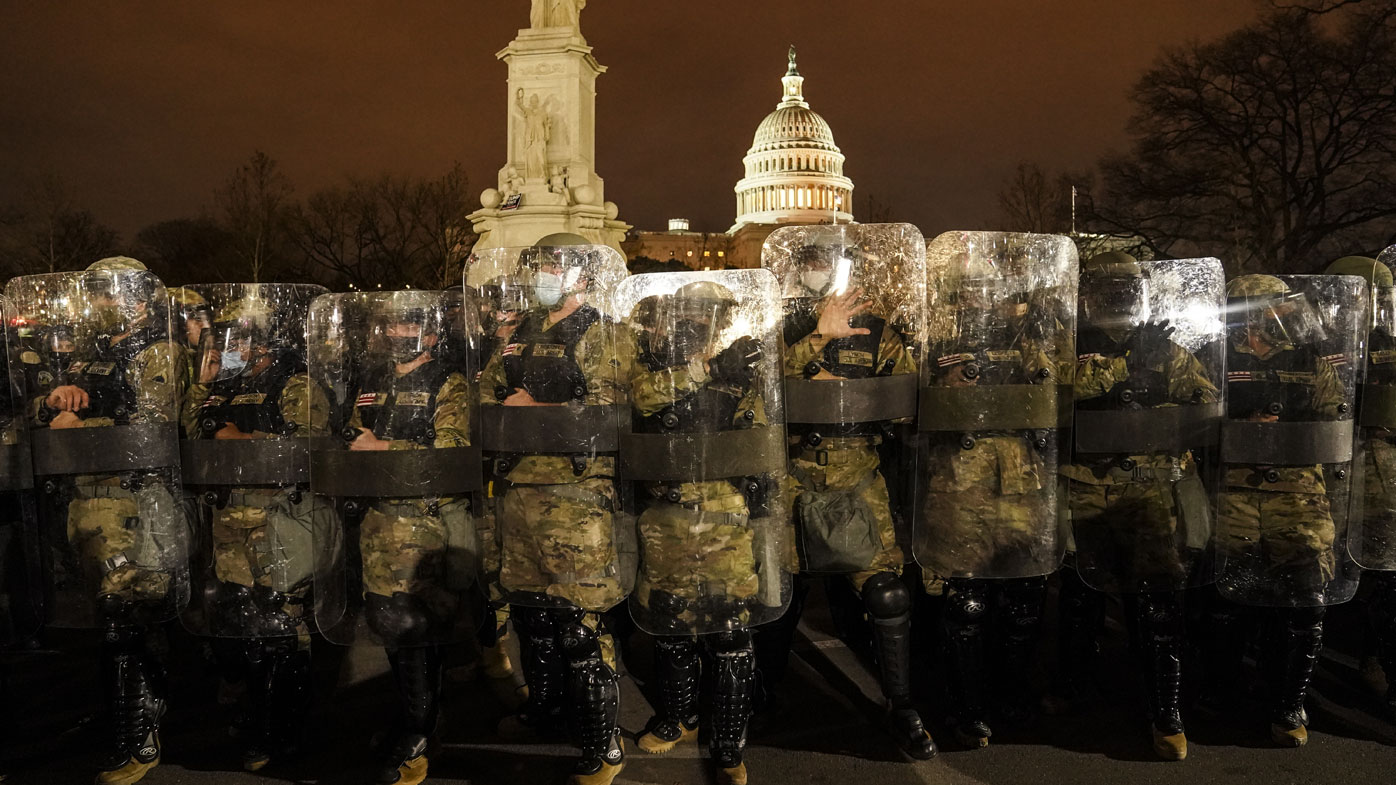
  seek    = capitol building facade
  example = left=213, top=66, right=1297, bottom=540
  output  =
left=624, top=47, right=856, bottom=269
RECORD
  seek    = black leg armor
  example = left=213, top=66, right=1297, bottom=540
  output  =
left=943, top=579, right=991, bottom=736
left=96, top=594, right=164, bottom=773
left=995, top=577, right=1046, bottom=724
left=652, top=637, right=701, bottom=731
left=752, top=573, right=808, bottom=708
left=559, top=611, right=623, bottom=774
left=708, top=627, right=756, bottom=769
left=1273, top=605, right=1325, bottom=729
left=1136, top=591, right=1185, bottom=735
left=863, top=571, right=936, bottom=759
left=242, top=637, right=312, bottom=765
left=512, top=605, right=567, bottom=729
left=1054, top=566, right=1105, bottom=704
left=1199, top=588, right=1250, bottom=708
left=388, top=644, right=443, bottom=737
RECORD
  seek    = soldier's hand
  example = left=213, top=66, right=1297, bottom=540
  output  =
left=502, top=387, right=541, bottom=407
left=49, top=410, right=83, bottom=429
left=46, top=385, right=89, bottom=412
left=708, top=336, right=762, bottom=385
left=349, top=427, right=391, bottom=451
left=1125, top=320, right=1175, bottom=370
left=214, top=423, right=249, bottom=440
left=815, top=287, right=873, bottom=343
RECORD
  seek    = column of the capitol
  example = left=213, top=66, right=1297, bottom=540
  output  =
left=468, top=2, right=630, bottom=253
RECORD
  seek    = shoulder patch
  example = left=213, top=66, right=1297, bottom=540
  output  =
left=395, top=391, right=432, bottom=407
left=19, top=351, right=39, bottom=365
left=836, top=349, right=874, bottom=367
left=1372, top=349, right=1396, bottom=365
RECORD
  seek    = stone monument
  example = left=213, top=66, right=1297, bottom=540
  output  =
left=468, top=0, right=630, bottom=252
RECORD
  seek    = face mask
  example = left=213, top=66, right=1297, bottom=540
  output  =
left=800, top=270, right=832, bottom=296
left=218, top=349, right=247, bottom=379
left=533, top=272, right=564, bottom=308
left=388, top=336, right=425, bottom=363
left=93, top=304, right=128, bottom=333
left=670, top=319, right=710, bottom=362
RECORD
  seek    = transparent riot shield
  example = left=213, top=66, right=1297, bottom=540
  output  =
left=465, top=243, right=633, bottom=611
left=177, top=284, right=329, bottom=639
left=1355, top=278, right=1396, bottom=570
left=1216, top=275, right=1365, bottom=607
left=5, top=269, right=189, bottom=628
left=762, top=223, right=923, bottom=574
left=1069, top=258, right=1225, bottom=593
left=309, top=290, right=482, bottom=646
left=914, top=232, right=1077, bottom=579
left=0, top=297, right=42, bottom=645
left=613, top=270, right=792, bottom=636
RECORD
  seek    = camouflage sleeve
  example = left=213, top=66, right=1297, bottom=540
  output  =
left=576, top=320, right=623, bottom=406
left=279, top=375, right=331, bottom=437
left=1164, top=343, right=1219, bottom=404
left=876, top=324, right=915, bottom=376
left=182, top=382, right=211, bottom=435
left=1073, top=355, right=1127, bottom=400
left=1024, top=339, right=1066, bottom=383
left=736, top=388, right=769, bottom=426
left=431, top=372, right=471, bottom=449
left=127, top=341, right=183, bottom=424
left=478, top=343, right=506, bottom=407
left=631, top=360, right=709, bottom=416
left=783, top=334, right=822, bottom=377
left=1311, top=354, right=1345, bottom=418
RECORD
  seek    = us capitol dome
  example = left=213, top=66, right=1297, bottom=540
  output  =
left=731, top=46, right=855, bottom=231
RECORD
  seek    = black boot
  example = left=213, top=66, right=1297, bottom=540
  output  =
left=1271, top=606, right=1324, bottom=747
left=242, top=638, right=311, bottom=771
left=943, top=579, right=991, bottom=747
left=1138, top=592, right=1187, bottom=760
left=376, top=644, right=441, bottom=785
left=710, top=627, right=755, bottom=785
left=1198, top=589, right=1250, bottom=712
left=500, top=605, right=567, bottom=738
left=863, top=572, right=936, bottom=759
left=95, top=597, right=164, bottom=785
left=561, top=612, right=624, bottom=785
left=1046, top=565, right=1106, bottom=714
left=752, top=574, right=807, bottom=715
left=637, top=637, right=700, bottom=753
left=996, top=577, right=1046, bottom=726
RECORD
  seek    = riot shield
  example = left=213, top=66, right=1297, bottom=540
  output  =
left=465, top=243, right=633, bottom=611
left=309, top=289, right=482, bottom=646
left=1216, top=274, right=1365, bottom=607
left=178, top=284, right=329, bottom=639
left=0, top=296, right=41, bottom=645
left=613, top=270, right=792, bottom=636
left=914, top=231, right=1077, bottom=579
left=1355, top=274, right=1396, bottom=570
left=5, top=269, right=189, bottom=628
left=1068, top=258, right=1225, bottom=593
left=761, top=223, right=923, bottom=574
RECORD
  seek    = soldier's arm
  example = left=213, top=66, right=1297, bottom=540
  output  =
left=478, top=345, right=507, bottom=406
left=430, top=372, right=471, bottom=448
left=733, top=388, right=769, bottom=426
left=577, top=320, right=623, bottom=406
left=783, top=333, right=823, bottom=377
left=1164, top=343, right=1219, bottom=404
left=182, top=382, right=211, bottom=436
left=1311, top=355, right=1345, bottom=419
left=279, top=375, right=332, bottom=438
left=127, top=342, right=182, bottom=424
left=876, top=324, right=916, bottom=376
left=1072, top=355, right=1127, bottom=399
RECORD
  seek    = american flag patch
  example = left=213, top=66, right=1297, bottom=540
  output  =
left=937, top=353, right=969, bottom=368
left=1227, top=371, right=1254, bottom=381
left=502, top=343, right=523, bottom=357
left=1323, top=353, right=1348, bottom=368
left=1077, top=352, right=1102, bottom=364
left=356, top=392, right=383, bottom=407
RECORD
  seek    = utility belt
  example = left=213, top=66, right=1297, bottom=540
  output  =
left=1075, top=454, right=1189, bottom=483
left=789, top=434, right=880, bottom=467
left=645, top=486, right=747, bottom=513
left=73, top=471, right=170, bottom=497
left=369, top=498, right=456, bottom=518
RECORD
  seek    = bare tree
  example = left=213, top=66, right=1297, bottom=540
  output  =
left=216, top=151, right=294, bottom=282
left=1096, top=8, right=1396, bottom=272
left=0, top=174, right=119, bottom=276
left=997, top=162, right=1097, bottom=235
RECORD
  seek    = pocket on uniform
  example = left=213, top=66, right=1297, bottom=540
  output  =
left=796, top=488, right=880, bottom=572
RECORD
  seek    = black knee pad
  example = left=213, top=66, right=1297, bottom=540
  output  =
left=1287, top=604, right=1326, bottom=632
left=711, top=626, right=754, bottom=655
left=364, top=592, right=434, bottom=647
left=512, top=604, right=558, bottom=641
left=561, top=617, right=603, bottom=664
left=945, top=580, right=990, bottom=626
left=655, top=635, right=700, bottom=661
left=862, top=571, right=911, bottom=621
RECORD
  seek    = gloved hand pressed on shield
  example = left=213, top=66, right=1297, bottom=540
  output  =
left=1124, top=319, right=1174, bottom=372
left=708, top=337, right=763, bottom=386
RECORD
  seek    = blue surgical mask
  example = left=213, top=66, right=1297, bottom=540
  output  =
left=218, top=349, right=247, bottom=378
left=533, top=272, right=564, bottom=308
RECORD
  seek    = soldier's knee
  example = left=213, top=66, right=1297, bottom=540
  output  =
left=945, top=581, right=989, bottom=626
left=97, top=592, right=135, bottom=627
left=559, top=613, right=604, bottom=664
left=655, top=635, right=699, bottom=660
left=512, top=604, right=557, bottom=640
left=364, top=592, right=434, bottom=647
left=1287, top=605, right=1326, bottom=632
left=862, top=571, right=911, bottom=621
left=1003, top=577, right=1046, bottom=614
left=711, top=626, right=754, bottom=655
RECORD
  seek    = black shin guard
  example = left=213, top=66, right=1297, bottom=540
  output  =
left=652, top=637, right=701, bottom=731
left=709, top=627, right=755, bottom=768
left=513, top=605, right=566, bottom=725
left=944, top=580, right=990, bottom=733
left=98, top=595, right=162, bottom=770
left=863, top=572, right=935, bottom=759
left=388, top=644, right=443, bottom=738
left=1274, top=606, right=1325, bottom=728
left=1056, top=566, right=1106, bottom=700
left=560, top=612, right=623, bottom=772
left=997, top=577, right=1046, bottom=722
left=1137, top=592, right=1184, bottom=734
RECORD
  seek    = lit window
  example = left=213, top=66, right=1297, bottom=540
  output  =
left=687, top=251, right=694, bottom=257
left=704, top=251, right=711, bottom=257
left=718, top=251, right=725, bottom=258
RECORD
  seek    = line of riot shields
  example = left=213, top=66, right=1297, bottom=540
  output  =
left=0, top=229, right=1389, bottom=653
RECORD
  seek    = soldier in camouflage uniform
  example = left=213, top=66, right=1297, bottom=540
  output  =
left=1062, top=252, right=1221, bottom=760
left=338, top=291, right=474, bottom=785
left=774, top=243, right=936, bottom=759
left=1324, top=256, right=1396, bottom=719
left=21, top=257, right=188, bottom=785
left=1208, top=274, right=1349, bottom=747
left=917, top=236, right=1076, bottom=750
left=183, top=292, right=328, bottom=771
left=623, top=280, right=779, bottom=785
left=478, top=241, right=629, bottom=785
